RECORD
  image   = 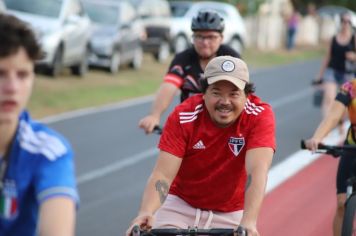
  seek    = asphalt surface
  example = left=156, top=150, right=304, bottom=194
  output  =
left=47, top=59, right=323, bottom=236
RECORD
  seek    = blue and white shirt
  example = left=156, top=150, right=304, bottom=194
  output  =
left=0, top=111, right=79, bottom=236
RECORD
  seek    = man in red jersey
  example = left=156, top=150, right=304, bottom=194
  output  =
left=127, top=56, right=276, bottom=236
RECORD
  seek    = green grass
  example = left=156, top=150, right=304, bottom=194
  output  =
left=28, top=47, right=325, bottom=119
left=243, top=46, right=325, bottom=68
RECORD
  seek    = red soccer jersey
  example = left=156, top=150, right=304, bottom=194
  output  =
left=158, top=94, right=276, bottom=212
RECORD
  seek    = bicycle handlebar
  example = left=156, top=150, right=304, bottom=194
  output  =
left=300, top=140, right=356, bottom=158
left=130, top=225, right=248, bottom=236
left=153, top=125, right=162, bottom=135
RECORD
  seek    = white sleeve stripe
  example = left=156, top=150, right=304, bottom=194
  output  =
left=180, top=115, right=198, bottom=124
left=37, top=187, right=78, bottom=202
left=179, top=109, right=203, bottom=119
left=19, top=121, right=68, bottom=161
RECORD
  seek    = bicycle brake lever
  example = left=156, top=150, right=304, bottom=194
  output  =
left=152, top=126, right=162, bottom=135
left=131, top=225, right=140, bottom=236
left=236, top=226, right=247, bottom=236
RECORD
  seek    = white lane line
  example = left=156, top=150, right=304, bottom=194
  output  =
left=41, top=95, right=155, bottom=124
left=77, top=148, right=158, bottom=185
left=77, top=121, right=347, bottom=191
left=41, top=81, right=321, bottom=189
left=269, top=87, right=312, bottom=109
left=41, top=86, right=312, bottom=124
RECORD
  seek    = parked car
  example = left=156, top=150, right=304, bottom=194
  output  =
left=317, top=5, right=356, bottom=29
left=169, top=1, right=247, bottom=54
left=127, top=0, right=172, bottom=63
left=4, top=0, right=92, bottom=77
left=0, top=0, right=6, bottom=12
left=82, top=0, right=143, bottom=73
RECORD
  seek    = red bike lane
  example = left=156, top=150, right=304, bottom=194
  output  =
left=258, top=156, right=339, bottom=236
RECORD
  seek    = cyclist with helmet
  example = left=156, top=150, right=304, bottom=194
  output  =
left=0, top=14, right=78, bottom=236
left=127, top=56, right=276, bottom=236
left=139, top=10, right=240, bottom=134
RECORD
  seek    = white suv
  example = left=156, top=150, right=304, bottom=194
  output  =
left=169, top=1, right=246, bottom=54
left=5, top=0, right=92, bottom=77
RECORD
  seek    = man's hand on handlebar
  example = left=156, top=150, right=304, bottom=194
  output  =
left=311, top=79, right=323, bottom=86
left=304, top=138, right=322, bottom=153
left=138, top=115, right=160, bottom=134
left=126, top=213, right=155, bottom=236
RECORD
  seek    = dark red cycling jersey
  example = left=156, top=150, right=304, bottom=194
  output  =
left=164, top=45, right=240, bottom=102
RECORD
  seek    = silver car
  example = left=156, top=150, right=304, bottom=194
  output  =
left=5, top=0, right=92, bottom=77
left=82, top=0, right=143, bottom=73
left=169, top=1, right=247, bottom=54
left=0, top=0, right=5, bottom=12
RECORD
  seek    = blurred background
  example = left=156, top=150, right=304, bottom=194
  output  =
left=0, top=0, right=352, bottom=117
left=1, top=0, right=355, bottom=235
left=1, top=0, right=354, bottom=80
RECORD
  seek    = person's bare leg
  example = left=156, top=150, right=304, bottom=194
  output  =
left=333, top=193, right=346, bottom=236
left=322, top=82, right=338, bottom=118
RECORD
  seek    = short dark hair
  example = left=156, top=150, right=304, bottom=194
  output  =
left=0, top=14, right=42, bottom=61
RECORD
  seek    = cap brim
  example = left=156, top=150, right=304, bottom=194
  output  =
left=207, top=76, right=246, bottom=90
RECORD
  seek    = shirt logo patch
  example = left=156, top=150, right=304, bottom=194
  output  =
left=228, top=137, right=245, bottom=157
left=0, top=180, right=18, bottom=219
left=193, top=140, right=206, bottom=149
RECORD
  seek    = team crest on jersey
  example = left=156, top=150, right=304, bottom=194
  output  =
left=228, top=137, right=245, bottom=157
left=0, top=180, right=18, bottom=219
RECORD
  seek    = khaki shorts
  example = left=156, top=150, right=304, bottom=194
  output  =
left=153, top=194, right=243, bottom=229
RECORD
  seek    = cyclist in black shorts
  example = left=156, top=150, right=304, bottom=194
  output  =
left=139, top=10, right=240, bottom=134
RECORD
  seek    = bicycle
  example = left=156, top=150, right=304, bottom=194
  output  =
left=130, top=225, right=248, bottom=236
left=300, top=140, right=356, bottom=236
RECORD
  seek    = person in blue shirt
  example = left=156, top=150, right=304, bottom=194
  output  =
left=0, top=14, right=78, bottom=236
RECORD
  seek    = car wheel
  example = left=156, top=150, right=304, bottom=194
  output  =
left=71, top=47, right=89, bottom=77
left=109, top=51, right=120, bottom=74
left=229, top=37, right=243, bottom=55
left=154, top=40, right=170, bottom=63
left=130, top=47, right=143, bottom=70
left=174, top=35, right=189, bottom=53
left=48, top=47, right=63, bottom=77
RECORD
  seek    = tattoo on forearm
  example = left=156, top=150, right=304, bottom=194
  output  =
left=245, top=174, right=252, bottom=191
left=155, top=180, right=169, bottom=204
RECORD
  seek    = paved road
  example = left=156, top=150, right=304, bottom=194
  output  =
left=46, top=59, right=324, bottom=235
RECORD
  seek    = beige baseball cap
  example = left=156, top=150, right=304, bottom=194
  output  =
left=204, top=56, right=249, bottom=90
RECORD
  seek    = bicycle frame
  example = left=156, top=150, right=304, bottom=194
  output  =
left=131, top=225, right=248, bottom=236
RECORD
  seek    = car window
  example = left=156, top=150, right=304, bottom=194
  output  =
left=82, top=2, right=119, bottom=25
left=170, top=2, right=191, bottom=17
left=4, top=0, right=63, bottom=18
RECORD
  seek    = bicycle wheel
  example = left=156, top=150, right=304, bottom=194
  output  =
left=342, top=194, right=356, bottom=236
